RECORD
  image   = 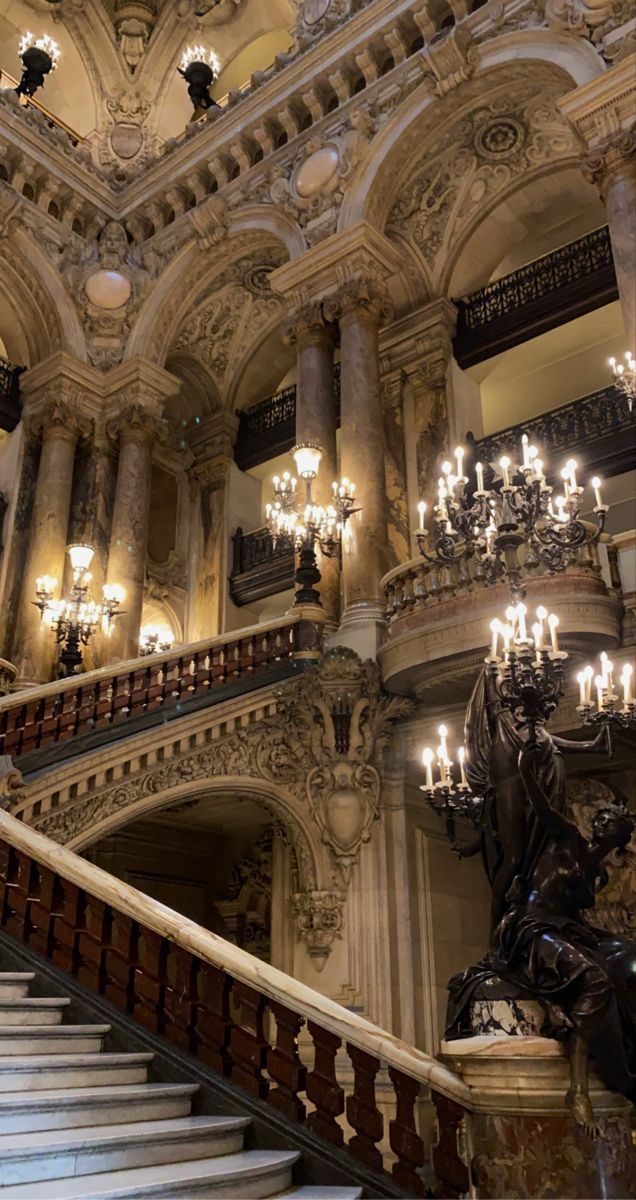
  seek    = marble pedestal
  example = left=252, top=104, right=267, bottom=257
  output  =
left=440, top=1034, right=635, bottom=1199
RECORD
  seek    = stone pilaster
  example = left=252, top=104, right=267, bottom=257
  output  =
left=283, top=302, right=340, bottom=626
left=16, top=397, right=87, bottom=682
left=187, top=412, right=238, bottom=642
left=558, top=56, right=636, bottom=351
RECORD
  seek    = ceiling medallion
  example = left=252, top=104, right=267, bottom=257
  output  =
left=474, top=117, right=526, bottom=161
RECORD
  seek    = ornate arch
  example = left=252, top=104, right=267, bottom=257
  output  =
left=0, top=232, right=85, bottom=362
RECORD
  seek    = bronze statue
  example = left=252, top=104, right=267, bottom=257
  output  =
left=446, top=717, right=636, bottom=1135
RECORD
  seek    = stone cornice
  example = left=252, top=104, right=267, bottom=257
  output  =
left=270, top=220, right=403, bottom=303
left=557, top=52, right=636, bottom=148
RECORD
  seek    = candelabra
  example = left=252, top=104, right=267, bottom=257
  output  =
left=265, top=443, right=358, bottom=607
left=576, top=653, right=635, bottom=734
left=178, top=45, right=220, bottom=111
left=416, top=439, right=608, bottom=598
left=33, top=545, right=124, bottom=677
left=16, top=33, right=60, bottom=98
left=140, top=624, right=174, bottom=656
left=609, top=352, right=635, bottom=414
left=420, top=725, right=485, bottom=853
left=486, top=601, right=567, bottom=740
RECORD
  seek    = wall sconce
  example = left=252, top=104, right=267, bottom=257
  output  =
left=34, top=544, right=124, bottom=677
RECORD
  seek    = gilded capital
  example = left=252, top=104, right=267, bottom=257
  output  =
left=582, top=128, right=636, bottom=196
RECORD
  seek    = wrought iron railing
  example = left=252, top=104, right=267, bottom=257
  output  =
left=236, top=363, right=341, bottom=471
left=454, top=226, right=618, bottom=365
left=230, top=527, right=295, bottom=606
left=0, top=356, right=23, bottom=433
left=469, top=384, right=633, bottom=480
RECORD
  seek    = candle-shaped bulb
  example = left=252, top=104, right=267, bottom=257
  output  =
left=533, top=457, right=545, bottom=485
left=490, top=618, right=500, bottom=660
left=548, top=612, right=559, bottom=652
left=577, top=670, right=586, bottom=707
left=595, top=674, right=605, bottom=711
left=458, top=746, right=468, bottom=788
left=621, top=663, right=633, bottom=706
left=454, top=446, right=464, bottom=477
left=521, top=433, right=529, bottom=467
left=442, top=461, right=452, bottom=477
left=418, top=501, right=427, bottom=531
left=423, top=747, right=434, bottom=791
left=566, top=458, right=578, bottom=490
left=532, top=623, right=542, bottom=652
left=476, top=461, right=485, bottom=492
left=500, top=455, right=511, bottom=488
left=516, top=602, right=528, bottom=643
left=591, top=476, right=603, bottom=509
left=273, top=475, right=280, bottom=487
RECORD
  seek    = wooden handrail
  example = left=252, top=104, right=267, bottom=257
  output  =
left=0, top=808, right=471, bottom=1196
left=0, top=612, right=322, bottom=760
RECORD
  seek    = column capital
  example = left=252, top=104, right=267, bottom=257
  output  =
left=22, top=392, right=91, bottom=444
left=323, top=273, right=393, bottom=326
left=103, top=358, right=182, bottom=418
left=188, top=411, right=239, bottom=464
left=270, top=220, right=402, bottom=311
left=582, top=127, right=636, bottom=193
left=380, top=299, right=457, bottom=387
left=282, top=300, right=335, bottom=348
left=107, top=403, right=167, bottom=449
left=557, top=54, right=636, bottom=189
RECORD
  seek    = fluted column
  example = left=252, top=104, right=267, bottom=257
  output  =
left=104, top=405, right=164, bottom=663
left=284, top=303, right=339, bottom=625
left=558, top=58, right=636, bottom=350
left=327, top=279, right=391, bottom=625
left=16, top=399, right=83, bottom=682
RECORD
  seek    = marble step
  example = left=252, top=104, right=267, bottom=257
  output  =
left=0, top=1082, right=198, bottom=1134
left=280, top=1191, right=364, bottom=1199
left=0, top=973, right=35, bottom=999
left=0, top=997, right=71, bottom=1026
left=1, top=1150, right=301, bottom=1199
left=0, top=1024, right=110, bottom=1055
left=0, top=1051, right=153, bottom=1092
left=0, top=1115, right=252, bottom=1186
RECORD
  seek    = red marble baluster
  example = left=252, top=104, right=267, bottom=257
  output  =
left=49, top=875, right=82, bottom=975
left=431, top=1091, right=470, bottom=1200
left=94, top=677, right=115, bottom=727
left=57, top=688, right=81, bottom=744
left=195, top=961, right=234, bottom=1075
left=76, top=895, right=110, bottom=993
left=306, top=1023, right=345, bottom=1147
left=4, top=849, right=36, bottom=942
left=267, top=1001, right=307, bottom=1122
left=132, top=928, right=168, bottom=1034
left=388, top=1067, right=426, bottom=1196
left=230, top=981, right=270, bottom=1099
left=164, top=944, right=196, bottom=1053
left=346, top=1043, right=384, bottom=1172
left=37, top=694, right=62, bottom=748
left=103, top=912, right=138, bottom=1012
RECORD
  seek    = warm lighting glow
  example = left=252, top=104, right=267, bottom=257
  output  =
left=293, top=443, right=323, bottom=480
left=68, top=544, right=95, bottom=574
left=19, top=32, right=61, bottom=66
left=103, top=584, right=125, bottom=605
left=180, top=44, right=220, bottom=74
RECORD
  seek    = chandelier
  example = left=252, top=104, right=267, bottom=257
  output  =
left=178, top=45, right=221, bottom=112
left=16, top=33, right=60, bottom=98
left=417, top=440, right=608, bottom=598
left=140, top=624, right=174, bottom=656
left=265, top=443, right=358, bottom=606
left=420, top=600, right=635, bottom=847
left=609, top=352, right=635, bottom=413
left=34, top=545, right=124, bottom=677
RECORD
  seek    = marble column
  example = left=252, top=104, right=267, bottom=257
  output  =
left=286, top=303, right=340, bottom=625
left=583, top=132, right=636, bottom=351
left=189, top=458, right=232, bottom=642
left=329, top=280, right=391, bottom=635
left=16, top=399, right=83, bottom=682
left=104, top=405, right=163, bottom=664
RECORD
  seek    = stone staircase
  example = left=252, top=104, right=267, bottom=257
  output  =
left=0, top=972, right=363, bottom=1200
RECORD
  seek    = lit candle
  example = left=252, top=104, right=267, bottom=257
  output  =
left=596, top=674, right=605, bottom=712
left=503, top=625, right=513, bottom=657
left=438, top=724, right=449, bottom=761
left=332, top=481, right=338, bottom=496
left=591, top=476, right=604, bottom=509
left=423, top=748, right=434, bottom=791
left=621, top=664, right=633, bottom=706
left=600, top=652, right=610, bottom=687
left=584, top=666, right=593, bottom=705
left=476, top=461, right=485, bottom=493
left=500, top=456, right=511, bottom=488
left=577, top=670, right=586, bottom=707
left=533, top=458, right=546, bottom=487
left=458, top=747, right=468, bottom=788
left=516, top=603, right=528, bottom=643
left=505, top=605, right=517, bottom=639
left=521, top=433, right=530, bottom=468
left=536, top=605, right=547, bottom=648
left=548, top=613, right=559, bottom=653
left=490, top=618, right=500, bottom=660
left=532, top=623, right=543, bottom=653
left=555, top=496, right=568, bottom=523
left=273, top=475, right=280, bottom=488
left=561, top=468, right=570, bottom=500
left=566, top=458, right=578, bottom=490
left=455, top=446, right=464, bottom=479
left=418, top=501, right=427, bottom=532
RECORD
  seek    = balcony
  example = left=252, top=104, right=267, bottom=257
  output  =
left=230, top=526, right=294, bottom=607
left=235, top=365, right=341, bottom=472
left=454, top=226, right=618, bottom=367
left=468, top=384, right=634, bottom=482
left=0, top=357, right=22, bottom=433
left=379, top=548, right=623, bottom=701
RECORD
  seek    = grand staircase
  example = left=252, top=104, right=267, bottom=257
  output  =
left=0, top=970, right=361, bottom=1200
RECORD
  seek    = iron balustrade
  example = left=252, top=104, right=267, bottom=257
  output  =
left=0, top=808, right=471, bottom=1199
left=235, top=364, right=341, bottom=471
left=230, top=527, right=295, bottom=606
left=454, top=226, right=618, bottom=366
left=469, top=384, right=634, bottom=482
left=0, top=616, right=314, bottom=761
left=0, top=356, right=23, bottom=433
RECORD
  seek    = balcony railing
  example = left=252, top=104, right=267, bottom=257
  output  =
left=454, top=226, right=618, bottom=366
left=230, top=527, right=294, bottom=606
left=0, top=356, right=23, bottom=432
left=469, top=384, right=633, bottom=481
left=235, top=364, right=341, bottom=471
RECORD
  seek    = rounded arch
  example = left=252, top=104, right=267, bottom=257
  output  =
left=66, top=776, right=329, bottom=893
left=339, top=31, right=604, bottom=235
left=0, top=232, right=85, bottom=363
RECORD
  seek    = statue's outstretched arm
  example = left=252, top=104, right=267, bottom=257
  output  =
left=519, top=744, right=572, bottom=838
left=551, top=726, right=610, bottom=756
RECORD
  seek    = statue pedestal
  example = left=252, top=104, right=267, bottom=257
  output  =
left=441, top=1034, right=636, bottom=1199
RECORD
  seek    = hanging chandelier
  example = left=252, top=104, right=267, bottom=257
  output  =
left=33, top=545, right=124, bottom=677
left=417, top=440, right=608, bottom=598
left=264, top=443, right=358, bottom=606
left=139, top=624, right=174, bottom=656
left=609, top=352, right=635, bottom=413
left=16, top=33, right=60, bottom=98
left=178, top=44, right=221, bottom=112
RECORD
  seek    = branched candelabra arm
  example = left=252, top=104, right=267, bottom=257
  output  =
left=576, top=656, right=635, bottom=742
